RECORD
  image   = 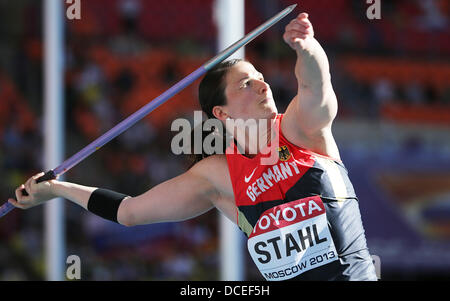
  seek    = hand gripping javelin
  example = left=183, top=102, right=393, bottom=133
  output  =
left=0, top=4, right=297, bottom=218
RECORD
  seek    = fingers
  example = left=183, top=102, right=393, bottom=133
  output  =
left=283, top=29, right=311, bottom=45
left=8, top=198, right=23, bottom=209
left=295, top=13, right=312, bottom=27
left=12, top=185, right=30, bottom=209
left=12, top=172, right=45, bottom=209
left=24, top=171, right=44, bottom=194
left=284, top=32, right=308, bottom=44
left=24, top=177, right=33, bottom=196
left=294, top=14, right=312, bottom=27
left=283, top=13, right=316, bottom=51
left=297, top=12, right=309, bottom=21
left=284, top=13, right=314, bottom=44
left=31, top=172, right=45, bottom=186
left=16, top=184, right=28, bottom=200
left=286, top=19, right=314, bottom=36
left=10, top=198, right=33, bottom=210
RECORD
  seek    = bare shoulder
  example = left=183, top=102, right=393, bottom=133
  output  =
left=189, top=155, right=232, bottom=193
left=189, top=155, right=237, bottom=222
left=190, top=154, right=229, bottom=171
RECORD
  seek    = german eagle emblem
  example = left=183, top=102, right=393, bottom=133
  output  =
left=278, top=145, right=291, bottom=161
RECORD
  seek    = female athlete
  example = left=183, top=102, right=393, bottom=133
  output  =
left=9, top=13, right=377, bottom=281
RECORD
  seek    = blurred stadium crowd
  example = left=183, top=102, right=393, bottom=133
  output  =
left=0, top=0, right=449, bottom=280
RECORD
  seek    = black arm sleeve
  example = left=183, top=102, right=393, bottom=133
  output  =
left=87, top=188, right=129, bottom=223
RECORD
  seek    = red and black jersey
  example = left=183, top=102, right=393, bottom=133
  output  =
left=225, top=114, right=377, bottom=281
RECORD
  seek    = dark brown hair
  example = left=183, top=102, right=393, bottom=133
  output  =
left=188, top=59, right=243, bottom=166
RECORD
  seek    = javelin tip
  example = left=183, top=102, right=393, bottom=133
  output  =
left=287, top=4, right=298, bottom=11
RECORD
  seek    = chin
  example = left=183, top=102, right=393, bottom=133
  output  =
left=257, top=111, right=277, bottom=123
left=265, top=103, right=278, bottom=117
left=269, top=111, right=278, bottom=119
left=263, top=108, right=277, bottom=117
left=252, top=102, right=278, bottom=120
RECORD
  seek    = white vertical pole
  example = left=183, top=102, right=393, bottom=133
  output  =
left=44, top=0, right=65, bottom=281
left=215, top=0, right=245, bottom=281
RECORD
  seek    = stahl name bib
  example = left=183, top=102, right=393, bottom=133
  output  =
left=247, top=196, right=338, bottom=281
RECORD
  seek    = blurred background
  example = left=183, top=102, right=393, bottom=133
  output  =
left=0, top=0, right=449, bottom=281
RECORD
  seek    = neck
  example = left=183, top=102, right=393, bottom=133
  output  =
left=232, top=117, right=278, bottom=157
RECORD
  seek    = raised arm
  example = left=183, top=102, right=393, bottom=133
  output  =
left=281, top=13, right=340, bottom=159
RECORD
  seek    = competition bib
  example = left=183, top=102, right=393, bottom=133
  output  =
left=247, top=196, right=338, bottom=281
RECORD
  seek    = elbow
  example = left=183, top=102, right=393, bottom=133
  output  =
left=117, top=197, right=137, bottom=227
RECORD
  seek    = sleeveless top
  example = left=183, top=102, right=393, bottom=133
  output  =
left=225, top=114, right=377, bottom=281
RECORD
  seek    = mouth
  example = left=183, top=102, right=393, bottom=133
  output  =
left=260, top=97, right=272, bottom=104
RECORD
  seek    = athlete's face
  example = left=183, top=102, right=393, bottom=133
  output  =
left=214, top=61, right=278, bottom=122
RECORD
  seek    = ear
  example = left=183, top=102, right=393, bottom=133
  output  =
left=212, top=105, right=230, bottom=122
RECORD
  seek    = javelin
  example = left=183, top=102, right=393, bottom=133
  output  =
left=0, top=4, right=297, bottom=218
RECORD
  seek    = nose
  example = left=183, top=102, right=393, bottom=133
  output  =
left=255, top=79, right=269, bottom=95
